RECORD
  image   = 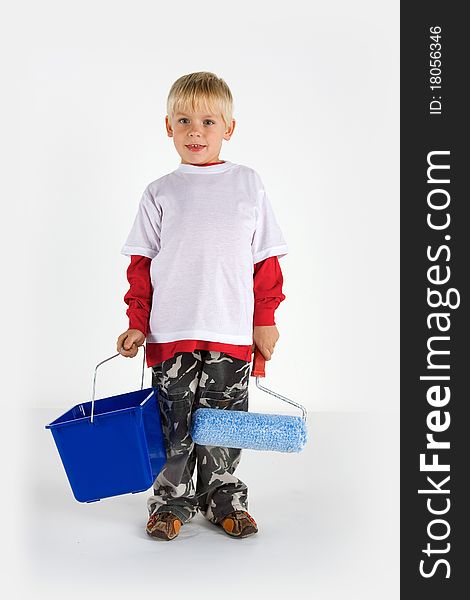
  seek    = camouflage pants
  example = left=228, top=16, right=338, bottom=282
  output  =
left=147, top=350, right=251, bottom=525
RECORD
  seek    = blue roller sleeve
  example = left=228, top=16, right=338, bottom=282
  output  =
left=190, top=347, right=308, bottom=453
left=190, top=408, right=307, bottom=453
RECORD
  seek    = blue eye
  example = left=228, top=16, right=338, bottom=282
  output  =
left=178, top=118, right=215, bottom=125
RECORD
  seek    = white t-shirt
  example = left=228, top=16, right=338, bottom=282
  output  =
left=120, top=160, right=288, bottom=345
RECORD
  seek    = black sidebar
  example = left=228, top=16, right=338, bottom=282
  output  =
left=401, top=2, right=469, bottom=597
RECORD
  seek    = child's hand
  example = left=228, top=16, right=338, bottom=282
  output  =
left=116, top=329, right=145, bottom=358
left=252, top=325, right=280, bottom=361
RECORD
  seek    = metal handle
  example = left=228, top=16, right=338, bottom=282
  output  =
left=90, top=345, right=146, bottom=424
left=250, top=346, right=308, bottom=422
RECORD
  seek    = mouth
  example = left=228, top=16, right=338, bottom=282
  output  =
left=185, top=144, right=206, bottom=152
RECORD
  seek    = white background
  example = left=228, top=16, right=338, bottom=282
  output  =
left=2, top=0, right=399, bottom=597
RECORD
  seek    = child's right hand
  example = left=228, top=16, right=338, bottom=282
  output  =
left=116, top=329, right=145, bottom=358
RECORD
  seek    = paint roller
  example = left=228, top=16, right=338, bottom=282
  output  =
left=190, top=347, right=308, bottom=452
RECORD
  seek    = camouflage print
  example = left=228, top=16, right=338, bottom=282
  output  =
left=147, top=350, right=251, bottom=525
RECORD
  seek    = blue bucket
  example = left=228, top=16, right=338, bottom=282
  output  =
left=45, top=347, right=167, bottom=503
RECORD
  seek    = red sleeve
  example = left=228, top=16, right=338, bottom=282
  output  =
left=123, top=255, right=152, bottom=336
left=253, top=256, right=286, bottom=326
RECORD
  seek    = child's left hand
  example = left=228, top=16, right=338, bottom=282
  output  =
left=252, top=325, right=280, bottom=361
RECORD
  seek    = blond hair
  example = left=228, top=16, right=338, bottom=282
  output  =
left=167, top=72, right=234, bottom=131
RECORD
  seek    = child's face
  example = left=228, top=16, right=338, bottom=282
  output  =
left=166, top=108, right=235, bottom=164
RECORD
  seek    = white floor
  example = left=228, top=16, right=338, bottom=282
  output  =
left=17, top=410, right=399, bottom=599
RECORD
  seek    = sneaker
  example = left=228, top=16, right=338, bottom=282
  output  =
left=146, top=511, right=183, bottom=540
left=218, top=510, right=259, bottom=538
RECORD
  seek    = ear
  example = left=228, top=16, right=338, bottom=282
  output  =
left=165, top=115, right=173, bottom=137
left=223, top=118, right=236, bottom=141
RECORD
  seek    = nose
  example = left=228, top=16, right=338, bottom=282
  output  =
left=188, top=123, right=203, bottom=138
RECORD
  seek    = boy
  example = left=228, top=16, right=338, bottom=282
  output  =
left=117, top=72, right=288, bottom=541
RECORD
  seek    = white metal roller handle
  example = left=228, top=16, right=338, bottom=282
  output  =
left=250, top=346, right=308, bottom=422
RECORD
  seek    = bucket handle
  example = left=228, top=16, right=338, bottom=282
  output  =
left=90, top=345, right=146, bottom=424
left=251, top=346, right=308, bottom=422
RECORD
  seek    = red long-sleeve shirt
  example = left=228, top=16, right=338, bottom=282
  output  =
left=124, top=254, right=285, bottom=368
left=122, top=161, right=286, bottom=368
